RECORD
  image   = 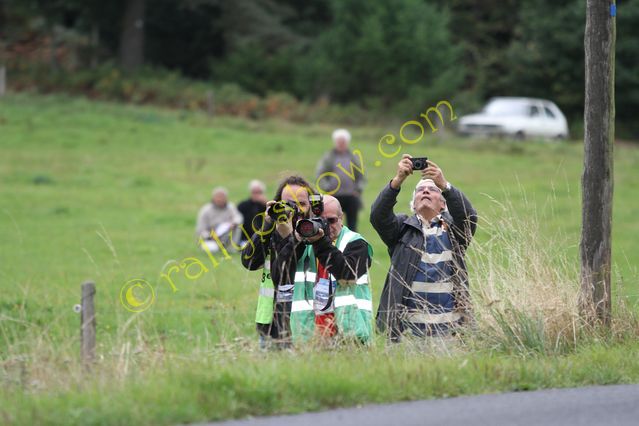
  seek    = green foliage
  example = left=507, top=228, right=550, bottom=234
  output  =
left=3, top=0, right=639, bottom=136
left=213, top=43, right=301, bottom=96
left=299, top=0, right=464, bottom=113
left=615, top=0, right=639, bottom=138
left=7, top=62, right=384, bottom=123
left=446, top=0, right=522, bottom=97
left=500, top=0, right=585, bottom=122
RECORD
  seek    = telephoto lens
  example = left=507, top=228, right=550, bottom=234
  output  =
left=296, top=219, right=320, bottom=238
left=295, top=217, right=327, bottom=239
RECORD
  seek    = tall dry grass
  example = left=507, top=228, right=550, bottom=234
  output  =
left=466, top=195, right=639, bottom=355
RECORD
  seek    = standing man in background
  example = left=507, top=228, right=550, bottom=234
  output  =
left=316, top=129, right=365, bottom=231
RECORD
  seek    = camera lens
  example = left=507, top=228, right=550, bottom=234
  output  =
left=297, top=220, right=316, bottom=238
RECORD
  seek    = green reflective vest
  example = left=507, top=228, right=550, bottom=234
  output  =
left=290, top=226, right=374, bottom=344
left=255, top=257, right=275, bottom=324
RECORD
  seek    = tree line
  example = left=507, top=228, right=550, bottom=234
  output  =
left=1, top=0, right=638, bottom=136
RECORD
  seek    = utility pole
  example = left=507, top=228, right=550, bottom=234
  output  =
left=580, top=1, right=616, bottom=325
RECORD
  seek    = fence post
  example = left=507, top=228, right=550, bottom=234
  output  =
left=81, top=281, right=96, bottom=369
left=0, top=66, right=6, bottom=97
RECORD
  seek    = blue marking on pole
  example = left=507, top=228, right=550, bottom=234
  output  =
left=611, top=4, right=616, bottom=17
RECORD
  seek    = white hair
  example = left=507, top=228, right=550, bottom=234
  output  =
left=410, top=179, right=447, bottom=213
left=248, top=179, right=266, bottom=193
left=212, top=186, right=228, bottom=198
left=332, top=128, right=351, bottom=144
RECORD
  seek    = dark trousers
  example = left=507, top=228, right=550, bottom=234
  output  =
left=336, top=195, right=361, bottom=232
left=256, top=301, right=292, bottom=349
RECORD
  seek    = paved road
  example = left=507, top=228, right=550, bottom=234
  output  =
left=203, top=384, right=639, bottom=426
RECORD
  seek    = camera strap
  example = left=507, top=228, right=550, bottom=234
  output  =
left=315, top=260, right=335, bottom=313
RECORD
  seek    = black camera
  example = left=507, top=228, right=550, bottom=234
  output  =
left=267, top=200, right=299, bottom=223
left=296, top=217, right=329, bottom=240
left=410, top=157, right=429, bottom=170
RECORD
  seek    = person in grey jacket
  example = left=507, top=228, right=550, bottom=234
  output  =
left=371, top=154, right=477, bottom=342
left=316, top=129, right=366, bottom=231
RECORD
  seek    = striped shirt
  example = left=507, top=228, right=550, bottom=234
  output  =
left=403, top=215, right=460, bottom=336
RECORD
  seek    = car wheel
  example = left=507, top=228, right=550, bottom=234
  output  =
left=555, top=134, right=567, bottom=140
left=514, top=131, right=525, bottom=141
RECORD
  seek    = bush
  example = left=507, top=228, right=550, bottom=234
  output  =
left=7, top=62, right=403, bottom=125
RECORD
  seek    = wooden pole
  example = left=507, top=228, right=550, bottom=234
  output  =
left=81, top=281, right=97, bottom=368
left=580, top=1, right=616, bottom=325
left=0, top=66, right=6, bottom=97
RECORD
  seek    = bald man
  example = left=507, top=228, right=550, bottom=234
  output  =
left=371, top=154, right=477, bottom=343
left=280, top=194, right=374, bottom=344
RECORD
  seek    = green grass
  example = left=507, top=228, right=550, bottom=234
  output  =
left=1, top=93, right=638, bottom=425
left=5, top=342, right=639, bottom=425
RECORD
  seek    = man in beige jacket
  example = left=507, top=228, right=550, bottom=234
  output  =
left=196, top=187, right=243, bottom=252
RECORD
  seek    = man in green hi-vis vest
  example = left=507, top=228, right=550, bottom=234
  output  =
left=284, top=195, right=374, bottom=344
left=241, top=176, right=313, bottom=349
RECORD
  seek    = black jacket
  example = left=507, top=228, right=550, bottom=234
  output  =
left=237, top=199, right=266, bottom=238
left=242, top=227, right=300, bottom=286
left=241, top=225, right=370, bottom=339
left=311, top=235, right=371, bottom=281
left=370, top=182, right=478, bottom=340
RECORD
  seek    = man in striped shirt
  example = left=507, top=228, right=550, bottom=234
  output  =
left=371, top=154, right=478, bottom=342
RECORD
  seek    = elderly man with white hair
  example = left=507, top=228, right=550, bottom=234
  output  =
left=316, top=129, right=366, bottom=231
left=195, top=186, right=243, bottom=253
left=371, top=154, right=477, bottom=343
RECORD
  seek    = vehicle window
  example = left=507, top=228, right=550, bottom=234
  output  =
left=544, top=106, right=556, bottom=118
left=484, top=101, right=528, bottom=116
left=528, top=105, right=540, bottom=117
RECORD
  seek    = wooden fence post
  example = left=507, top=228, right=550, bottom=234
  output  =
left=0, top=66, right=6, bottom=97
left=81, top=281, right=96, bottom=368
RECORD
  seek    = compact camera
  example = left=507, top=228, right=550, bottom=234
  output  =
left=410, top=157, right=429, bottom=170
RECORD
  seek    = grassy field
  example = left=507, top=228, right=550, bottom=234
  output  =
left=1, top=93, right=638, bottom=425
